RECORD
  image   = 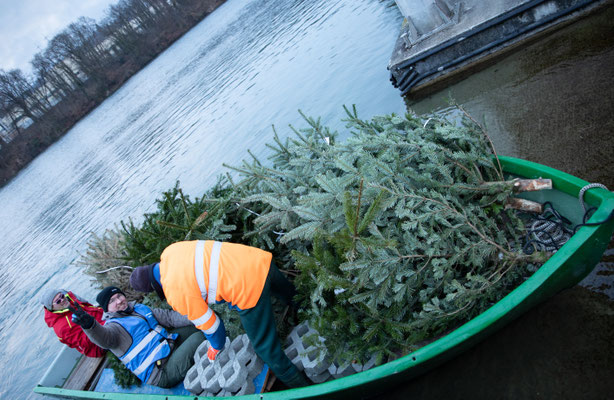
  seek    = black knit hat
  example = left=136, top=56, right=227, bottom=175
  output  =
left=130, top=263, right=165, bottom=300
left=96, top=286, right=124, bottom=312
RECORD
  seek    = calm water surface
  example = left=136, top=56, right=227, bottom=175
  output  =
left=0, top=0, right=404, bottom=397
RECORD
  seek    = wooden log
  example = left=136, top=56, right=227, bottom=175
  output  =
left=512, top=178, right=552, bottom=193
left=505, top=198, right=543, bottom=213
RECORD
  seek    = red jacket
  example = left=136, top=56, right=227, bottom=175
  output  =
left=43, top=291, right=106, bottom=358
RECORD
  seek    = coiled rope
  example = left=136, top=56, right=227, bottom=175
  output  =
left=523, top=183, right=612, bottom=254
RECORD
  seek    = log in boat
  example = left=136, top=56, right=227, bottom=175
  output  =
left=34, top=156, right=614, bottom=399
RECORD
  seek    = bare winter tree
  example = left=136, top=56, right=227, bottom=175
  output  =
left=0, top=69, right=48, bottom=124
left=0, top=0, right=226, bottom=187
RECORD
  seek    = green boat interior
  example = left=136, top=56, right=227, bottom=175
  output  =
left=34, top=157, right=614, bottom=400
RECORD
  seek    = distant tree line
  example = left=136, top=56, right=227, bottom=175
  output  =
left=0, top=0, right=225, bottom=187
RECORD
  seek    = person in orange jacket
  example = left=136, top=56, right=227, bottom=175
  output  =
left=129, top=240, right=310, bottom=388
left=41, top=289, right=106, bottom=358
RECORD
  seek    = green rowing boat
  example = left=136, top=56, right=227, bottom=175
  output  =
left=34, top=156, right=614, bottom=399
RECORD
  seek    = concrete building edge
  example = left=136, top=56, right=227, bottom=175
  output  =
left=402, top=0, right=613, bottom=102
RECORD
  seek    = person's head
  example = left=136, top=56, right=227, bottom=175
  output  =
left=130, top=263, right=165, bottom=300
left=40, top=289, right=68, bottom=311
left=96, top=286, right=127, bottom=312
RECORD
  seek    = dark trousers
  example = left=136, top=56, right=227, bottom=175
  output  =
left=157, top=325, right=204, bottom=388
left=238, top=262, right=308, bottom=388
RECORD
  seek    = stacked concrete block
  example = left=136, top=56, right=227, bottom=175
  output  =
left=217, top=379, right=255, bottom=397
left=227, top=334, right=264, bottom=380
left=218, top=360, right=247, bottom=393
left=193, top=339, right=209, bottom=363
left=352, top=355, right=377, bottom=373
left=284, top=322, right=332, bottom=383
left=328, top=360, right=355, bottom=379
left=184, top=335, right=260, bottom=397
left=200, top=352, right=225, bottom=396
left=183, top=361, right=203, bottom=394
left=184, top=325, right=381, bottom=396
left=284, top=322, right=379, bottom=383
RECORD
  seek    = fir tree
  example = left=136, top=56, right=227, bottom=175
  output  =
left=79, top=107, right=551, bottom=372
left=232, top=107, right=549, bottom=363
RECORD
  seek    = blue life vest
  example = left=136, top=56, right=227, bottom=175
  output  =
left=109, top=304, right=178, bottom=383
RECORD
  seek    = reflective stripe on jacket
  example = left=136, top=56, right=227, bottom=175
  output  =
left=109, top=304, right=176, bottom=383
left=159, top=240, right=271, bottom=332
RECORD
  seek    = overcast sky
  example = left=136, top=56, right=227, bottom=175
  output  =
left=0, top=0, right=118, bottom=74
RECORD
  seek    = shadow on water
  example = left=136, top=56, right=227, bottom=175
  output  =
left=373, top=4, right=614, bottom=399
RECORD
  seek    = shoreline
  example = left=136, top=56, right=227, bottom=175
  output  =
left=0, top=0, right=227, bottom=189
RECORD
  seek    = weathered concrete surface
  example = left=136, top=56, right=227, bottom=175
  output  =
left=377, top=286, right=614, bottom=399
left=369, top=4, right=614, bottom=399
left=391, top=0, right=528, bottom=59
left=390, top=0, right=612, bottom=97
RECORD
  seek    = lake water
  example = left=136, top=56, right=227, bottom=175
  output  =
left=0, top=0, right=405, bottom=397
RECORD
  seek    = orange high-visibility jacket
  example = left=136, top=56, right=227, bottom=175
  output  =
left=159, top=241, right=271, bottom=333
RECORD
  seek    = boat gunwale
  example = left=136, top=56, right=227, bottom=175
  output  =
left=34, top=156, right=614, bottom=400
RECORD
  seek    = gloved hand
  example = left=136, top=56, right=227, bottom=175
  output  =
left=69, top=302, right=95, bottom=329
left=207, top=346, right=221, bottom=361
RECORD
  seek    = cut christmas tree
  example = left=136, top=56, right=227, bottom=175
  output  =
left=81, top=107, right=569, bottom=384
left=230, top=107, right=552, bottom=365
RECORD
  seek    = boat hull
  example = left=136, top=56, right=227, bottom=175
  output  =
left=34, top=156, right=614, bottom=399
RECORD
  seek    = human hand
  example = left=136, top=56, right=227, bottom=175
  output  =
left=69, top=302, right=95, bottom=329
left=207, top=346, right=221, bottom=361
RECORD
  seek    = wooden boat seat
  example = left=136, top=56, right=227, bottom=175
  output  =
left=63, top=354, right=108, bottom=390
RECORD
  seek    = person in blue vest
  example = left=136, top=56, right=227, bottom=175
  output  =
left=70, top=286, right=204, bottom=388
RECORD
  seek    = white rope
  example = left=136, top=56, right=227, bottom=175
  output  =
left=96, top=265, right=133, bottom=274
left=235, top=203, right=285, bottom=238
left=578, top=183, right=609, bottom=213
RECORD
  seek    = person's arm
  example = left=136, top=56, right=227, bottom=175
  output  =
left=204, top=317, right=226, bottom=353
left=152, top=307, right=191, bottom=328
left=81, top=320, right=123, bottom=350
left=185, top=296, right=227, bottom=353
left=70, top=303, right=125, bottom=352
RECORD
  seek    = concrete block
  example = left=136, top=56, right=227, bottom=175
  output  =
left=192, top=334, right=271, bottom=396
left=228, top=334, right=250, bottom=364
left=200, top=362, right=222, bottom=393
left=228, top=334, right=264, bottom=379
left=200, top=388, right=223, bottom=398
left=217, top=379, right=255, bottom=397
left=195, top=352, right=212, bottom=373
left=183, top=363, right=203, bottom=395
left=284, top=344, right=304, bottom=371
left=284, top=321, right=331, bottom=376
left=284, top=322, right=309, bottom=348
left=243, top=352, right=264, bottom=380
left=310, top=369, right=332, bottom=384
left=232, top=379, right=255, bottom=396
left=328, top=360, right=355, bottom=378
left=351, top=362, right=363, bottom=373
left=219, top=360, right=249, bottom=393
left=352, top=355, right=377, bottom=373
left=193, top=339, right=209, bottom=364
left=215, top=336, right=232, bottom=364
left=302, top=345, right=330, bottom=376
